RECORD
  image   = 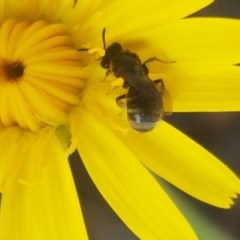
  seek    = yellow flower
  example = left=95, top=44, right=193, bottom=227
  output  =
left=0, top=0, right=240, bottom=239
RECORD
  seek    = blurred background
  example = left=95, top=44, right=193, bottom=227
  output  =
left=70, top=1, right=240, bottom=239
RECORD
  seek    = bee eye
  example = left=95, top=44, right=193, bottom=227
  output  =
left=100, top=61, right=109, bottom=69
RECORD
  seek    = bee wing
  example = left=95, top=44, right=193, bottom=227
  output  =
left=152, top=78, right=172, bottom=115
left=163, top=88, right=172, bottom=115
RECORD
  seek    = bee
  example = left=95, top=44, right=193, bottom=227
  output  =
left=100, top=28, right=171, bottom=132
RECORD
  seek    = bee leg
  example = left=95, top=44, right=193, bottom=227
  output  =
left=142, top=63, right=149, bottom=75
left=153, top=79, right=164, bottom=86
left=143, top=57, right=164, bottom=75
left=116, top=94, right=126, bottom=108
left=142, top=57, right=175, bottom=74
left=106, top=69, right=111, bottom=76
left=102, top=69, right=112, bottom=81
left=153, top=79, right=165, bottom=92
left=77, top=48, right=89, bottom=51
left=143, top=57, right=175, bottom=65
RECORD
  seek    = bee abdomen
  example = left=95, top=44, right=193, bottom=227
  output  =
left=128, top=112, right=159, bottom=132
left=127, top=107, right=161, bottom=132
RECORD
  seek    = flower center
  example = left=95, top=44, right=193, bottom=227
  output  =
left=1, top=60, right=25, bottom=81
left=0, top=19, right=85, bottom=132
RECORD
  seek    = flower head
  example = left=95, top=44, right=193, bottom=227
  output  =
left=0, top=0, right=240, bottom=239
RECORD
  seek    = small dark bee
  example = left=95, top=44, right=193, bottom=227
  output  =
left=100, top=28, right=171, bottom=132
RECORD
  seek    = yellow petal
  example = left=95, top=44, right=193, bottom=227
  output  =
left=0, top=84, right=41, bottom=131
left=0, top=1, right=4, bottom=23
left=102, top=0, right=213, bottom=37
left=140, top=18, right=240, bottom=72
left=70, top=0, right=213, bottom=47
left=122, top=121, right=240, bottom=208
left=72, top=108, right=198, bottom=240
left=162, top=66, right=240, bottom=112
left=0, top=128, right=88, bottom=240
left=0, top=128, right=23, bottom=190
left=19, top=81, right=68, bottom=126
left=4, top=0, right=73, bottom=22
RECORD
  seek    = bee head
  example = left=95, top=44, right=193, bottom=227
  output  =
left=100, top=42, right=123, bottom=69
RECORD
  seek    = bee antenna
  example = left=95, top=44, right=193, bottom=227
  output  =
left=102, top=28, right=106, bottom=50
